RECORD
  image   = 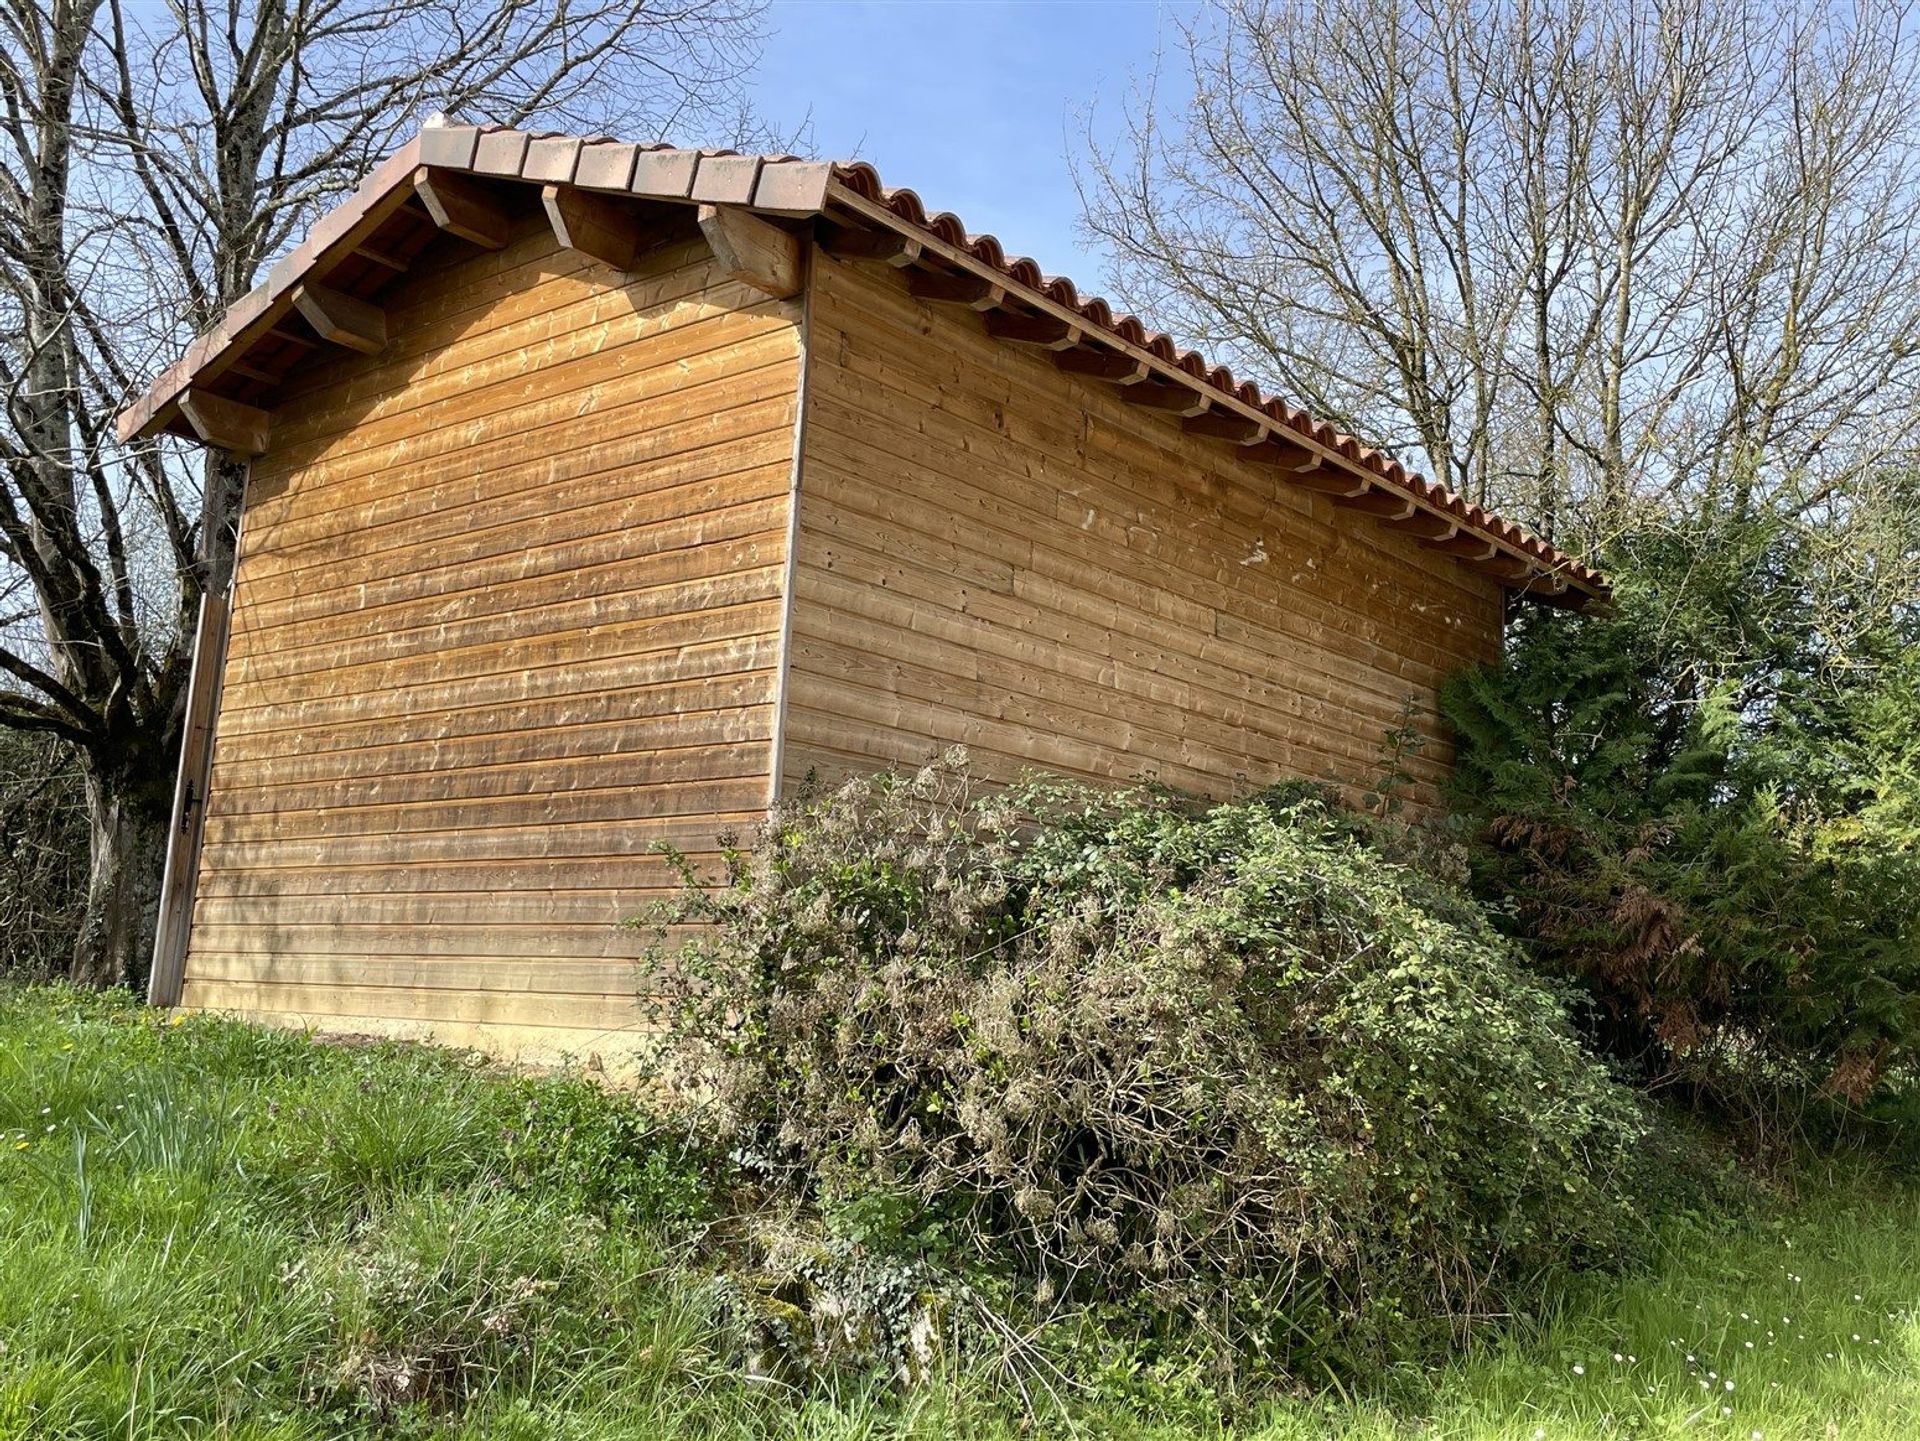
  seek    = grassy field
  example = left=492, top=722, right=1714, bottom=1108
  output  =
left=0, top=986, right=1913, bottom=1440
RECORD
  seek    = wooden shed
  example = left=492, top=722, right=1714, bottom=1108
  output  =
left=119, top=123, right=1606, bottom=1063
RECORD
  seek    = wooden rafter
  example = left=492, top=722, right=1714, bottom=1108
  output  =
left=908, top=269, right=1004, bottom=309
left=1121, top=381, right=1212, bottom=418
left=1422, top=532, right=1500, bottom=561
left=1053, top=348, right=1150, bottom=383
left=177, top=389, right=268, bottom=456
left=291, top=284, right=386, bottom=354
left=1332, top=488, right=1418, bottom=520
left=1468, top=552, right=1536, bottom=582
left=353, top=244, right=409, bottom=271
left=984, top=311, right=1080, bottom=349
left=414, top=166, right=511, bottom=249
left=1380, top=510, right=1459, bottom=541
left=542, top=184, right=637, bottom=270
left=820, top=225, right=922, bottom=266
left=698, top=204, right=803, bottom=299
left=1184, top=410, right=1267, bottom=443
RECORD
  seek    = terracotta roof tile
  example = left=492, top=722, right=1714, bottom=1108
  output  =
left=629, top=147, right=698, bottom=197
left=471, top=128, right=530, bottom=176
left=573, top=140, right=640, bottom=192
left=688, top=153, right=762, bottom=205
left=522, top=135, right=583, bottom=184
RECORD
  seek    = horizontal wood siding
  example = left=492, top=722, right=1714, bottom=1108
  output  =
left=182, top=216, right=801, bottom=1064
left=781, top=252, right=1504, bottom=811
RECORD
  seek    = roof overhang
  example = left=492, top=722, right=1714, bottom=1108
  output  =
left=118, top=123, right=1606, bottom=608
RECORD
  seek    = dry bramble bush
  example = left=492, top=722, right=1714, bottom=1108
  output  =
left=642, top=751, right=1654, bottom=1377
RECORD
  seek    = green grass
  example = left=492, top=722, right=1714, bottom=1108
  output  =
left=0, top=986, right=1913, bottom=1439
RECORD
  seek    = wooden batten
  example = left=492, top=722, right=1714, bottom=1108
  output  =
left=698, top=204, right=803, bottom=299
left=292, top=284, right=386, bottom=354
left=413, top=166, right=511, bottom=249
left=178, top=390, right=269, bottom=456
left=542, top=184, right=639, bottom=270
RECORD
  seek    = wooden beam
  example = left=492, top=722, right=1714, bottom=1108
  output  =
left=1119, top=381, right=1212, bottom=417
left=177, top=389, right=268, bottom=456
left=292, top=283, right=386, bottom=354
left=820, top=225, right=922, bottom=266
left=1380, top=510, right=1459, bottom=541
left=698, top=204, right=803, bottom=299
left=1053, top=348, right=1150, bottom=383
left=1184, top=410, right=1267, bottom=443
left=984, top=311, right=1081, bottom=349
left=413, top=166, right=511, bottom=249
left=1331, top=488, right=1418, bottom=519
left=542, top=183, right=637, bottom=270
left=908, top=269, right=1005, bottom=309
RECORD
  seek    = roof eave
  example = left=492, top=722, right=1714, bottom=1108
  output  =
left=821, top=176, right=1608, bottom=606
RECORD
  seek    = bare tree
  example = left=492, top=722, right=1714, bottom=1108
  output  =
left=1079, top=0, right=1920, bottom=548
left=0, top=0, right=769, bottom=987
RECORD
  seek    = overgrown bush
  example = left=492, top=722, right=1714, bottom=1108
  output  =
left=645, top=755, right=1651, bottom=1381
left=1441, top=513, right=1920, bottom=1137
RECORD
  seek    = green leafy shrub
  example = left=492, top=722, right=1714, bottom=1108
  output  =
left=1441, top=515, right=1920, bottom=1134
left=645, top=756, right=1651, bottom=1381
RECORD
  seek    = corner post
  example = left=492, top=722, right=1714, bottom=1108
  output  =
left=147, top=589, right=232, bottom=1007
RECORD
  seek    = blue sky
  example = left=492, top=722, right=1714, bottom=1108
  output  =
left=749, top=1, right=1190, bottom=286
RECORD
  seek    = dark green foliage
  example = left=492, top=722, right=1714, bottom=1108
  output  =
left=1441, top=513, right=1920, bottom=1131
left=0, top=734, right=86, bottom=980
left=646, top=756, right=1653, bottom=1384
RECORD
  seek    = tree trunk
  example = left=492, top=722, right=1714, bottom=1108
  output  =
left=70, top=743, right=176, bottom=992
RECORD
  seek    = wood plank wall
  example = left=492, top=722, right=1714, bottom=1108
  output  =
left=181, top=214, right=802, bottom=1063
left=780, top=251, right=1505, bottom=812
